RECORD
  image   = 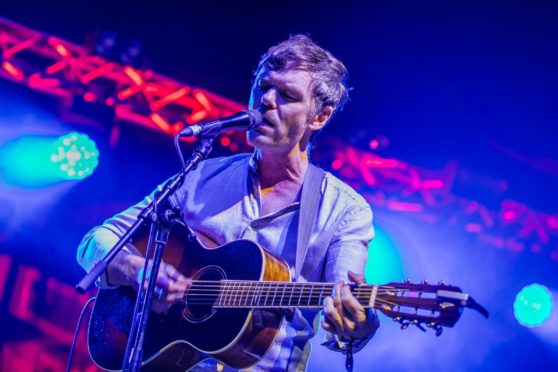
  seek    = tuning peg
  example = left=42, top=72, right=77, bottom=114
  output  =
left=413, top=320, right=426, bottom=332
left=420, top=279, right=428, bottom=284
left=404, top=278, right=412, bottom=283
left=437, top=280, right=446, bottom=286
left=434, top=324, right=443, bottom=337
left=400, top=320, right=410, bottom=330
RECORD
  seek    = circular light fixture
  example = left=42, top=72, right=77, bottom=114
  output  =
left=50, top=132, right=99, bottom=180
left=514, top=283, right=553, bottom=327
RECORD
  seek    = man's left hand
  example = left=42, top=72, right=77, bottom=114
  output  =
left=322, top=271, right=380, bottom=340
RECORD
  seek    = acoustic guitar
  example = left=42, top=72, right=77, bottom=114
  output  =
left=88, top=221, right=488, bottom=371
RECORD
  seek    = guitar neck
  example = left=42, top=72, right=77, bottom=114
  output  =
left=192, top=280, right=382, bottom=310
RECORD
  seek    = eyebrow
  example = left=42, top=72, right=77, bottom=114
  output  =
left=259, top=77, right=304, bottom=98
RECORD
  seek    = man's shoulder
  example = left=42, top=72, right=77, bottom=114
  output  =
left=196, top=153, right=251, bottom=174
left=321, top=169, right=370, bottom=211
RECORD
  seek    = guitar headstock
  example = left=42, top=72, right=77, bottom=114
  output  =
left=374, top=280, right=488, bottom=336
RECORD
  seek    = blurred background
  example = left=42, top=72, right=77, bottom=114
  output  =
left=0, top=1, right=557, bottom=371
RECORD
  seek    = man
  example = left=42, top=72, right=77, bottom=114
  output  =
left=78, top=34, right=379, bottom=370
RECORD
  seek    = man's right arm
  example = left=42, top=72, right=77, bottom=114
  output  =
left=76, top=196, right=190, bottom=311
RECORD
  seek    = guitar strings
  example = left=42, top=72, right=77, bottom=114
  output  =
left=174, top=298, right=401, bottom=309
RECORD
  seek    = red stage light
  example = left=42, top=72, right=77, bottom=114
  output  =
left=123, top=66, right=143, bottom=85
left=172, top=122, right=185, bottom=134
left=194, top=90, right=213, bottom=112
left=369, top=139, right=379, bottom=150
left=2, top=61, right=24, bottom=80
left=220, top=136, right=231, bottom=147
left=151, top=87, right=190, bottom=110
left=188, top=110, right=208, bottom=123
left=83, top=92, right=96, bottom=102
left=80, top=63, right=114, bottom=83
left=364, top=157, right=401, bottom=168
left=503, top=210, right=516, bottom=222
left=331, top=159, right=343, bottom=170
left=2, top=37, right=37, bottom=58
left=386, top=201, right=424, bottom=212
left=48, top=38, right=70, bottom=58
left=28, top=73, right=59, bottom=88
left=422, top=179, right=444, bottom=189
left=46, top=61, right=67, bottom=75
left=150, top=112, right=171, bottom=132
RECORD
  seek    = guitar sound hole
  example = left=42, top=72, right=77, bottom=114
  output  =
left=182, top=265, right=225, bottom=323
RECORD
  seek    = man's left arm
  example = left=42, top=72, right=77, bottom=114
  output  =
left=321, top=205, right=380, bottom=352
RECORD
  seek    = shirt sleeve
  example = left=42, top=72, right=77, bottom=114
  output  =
left=76, top=177, right=183, bottom=288
left=322, top=204, right=376, bottom=353
left=76, top=197, right=149, bottom=288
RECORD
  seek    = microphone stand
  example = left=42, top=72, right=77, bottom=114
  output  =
left=75, top=134, right=215, bottom=372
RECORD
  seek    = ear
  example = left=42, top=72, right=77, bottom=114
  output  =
left=309, top=105, right=334, bottom=132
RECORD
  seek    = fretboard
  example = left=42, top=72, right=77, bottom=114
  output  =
left=188, top=280, right=380, bottom=309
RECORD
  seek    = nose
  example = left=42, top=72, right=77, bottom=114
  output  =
left=260, top=87, right=277, bottom=110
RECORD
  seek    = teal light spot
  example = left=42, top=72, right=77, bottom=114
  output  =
left=365, top=226, right=404, bottom=284
left=0, top=132, right=99, bottom=188
left=514, top=284, right=553, bottom=327
left=50, top=132, right=99, bottom=180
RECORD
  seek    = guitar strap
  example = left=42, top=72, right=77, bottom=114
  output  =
left=295, top=163, right=325, bottom=280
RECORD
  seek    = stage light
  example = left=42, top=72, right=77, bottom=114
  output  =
left=50, top=132, right=99, bottom=180
left=365, top=227, right=404, bottom=284
left=514, top=284, right=554, bottom=327
left=0, top=132, right=99, bottom=188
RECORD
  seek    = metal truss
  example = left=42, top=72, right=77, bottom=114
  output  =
left=0, top=17, right=245, bottom=140
left=316, top=139, right=558, bottom=264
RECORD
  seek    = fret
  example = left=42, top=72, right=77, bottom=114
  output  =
left=222, top=281, right=230, bottom=306
left=308, top=283, right=314, bottom=306
left=288, top=282, right=295, bottom=307
left=252, top=282, right=262, bottom=306
left=280, top=282, right=287, bottom=307
left=217, top=281, right=225, bottom=307
left=263, top=281, right=270, bottom=307
left=297, top=283, right=305, bottom=307
left=272, top=282, right=279, bottom=307
left=317, top=284, right=325, bottom=307
left=238, top=282, right=247, bottom=306
left=232, top=281, right=240, bottom=307
left=227, top=280, right=234, bottom=307
left=246, top=282, right=256, bottom=307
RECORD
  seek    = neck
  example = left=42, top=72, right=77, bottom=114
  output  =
left=254, top=146, right=309, bottom=188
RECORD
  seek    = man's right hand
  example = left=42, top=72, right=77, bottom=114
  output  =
left=107, top=252, right=191, bottom=313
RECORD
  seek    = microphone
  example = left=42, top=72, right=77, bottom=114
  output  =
left=179, top=109, right=262, bottom=137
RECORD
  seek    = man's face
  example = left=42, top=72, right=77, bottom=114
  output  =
left=247, top=67, right=317, bottom=153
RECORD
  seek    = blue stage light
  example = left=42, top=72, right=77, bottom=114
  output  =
left=365, top=227, right=404, bottom=284
left=0, top=132, right=99, bottom=188
left=514, top=284, right=554, bottom=327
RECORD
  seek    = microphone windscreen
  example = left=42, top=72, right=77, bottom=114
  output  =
left=246, top=109, right=263, bottom=127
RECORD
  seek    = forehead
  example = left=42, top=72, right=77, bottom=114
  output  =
left=255, top=68, right=314, bottom=92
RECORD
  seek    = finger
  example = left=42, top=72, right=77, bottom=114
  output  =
left=323, top=296, right=343, bottom=334
left=164, top=262, right=186, bottom=282
left=341, top=284, right=366, bottom=320
left=332, top=282, right=344, bottom=317
left=161, top=263, right=190, bottom=293
left=348, top=271, right=366, bottom=285
left=321, top=316, right=334, bottom=332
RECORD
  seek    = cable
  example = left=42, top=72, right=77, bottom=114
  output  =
left=66, top=296, right=96, bottom=372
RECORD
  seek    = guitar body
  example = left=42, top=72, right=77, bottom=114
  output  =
left=88, top=221, right=290, bottom=371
